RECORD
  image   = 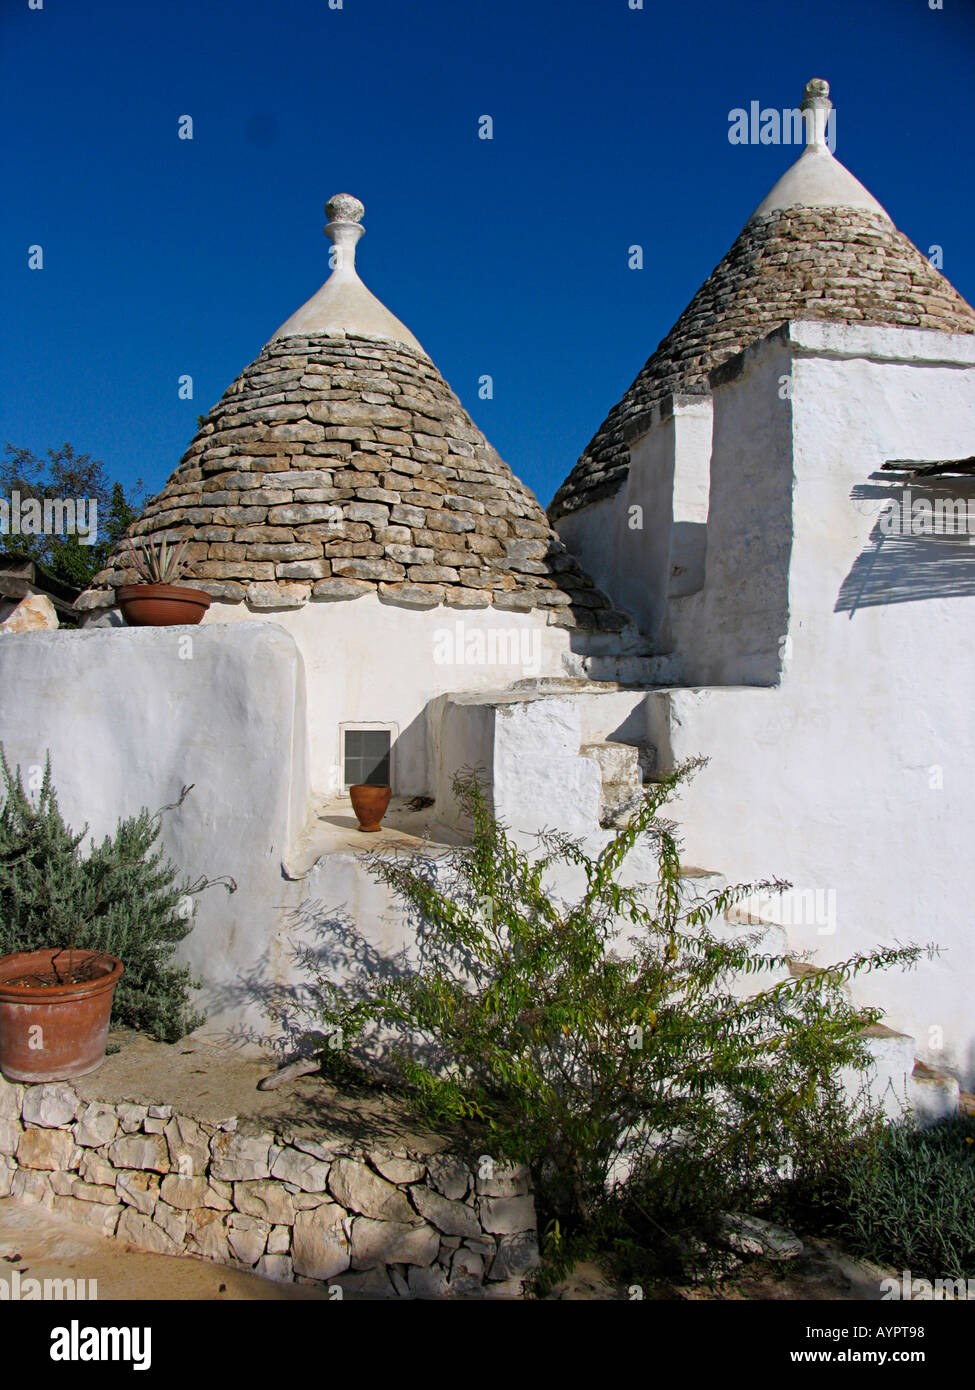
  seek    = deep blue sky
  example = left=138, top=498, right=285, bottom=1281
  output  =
left=2, top=0, right=973, bottom=509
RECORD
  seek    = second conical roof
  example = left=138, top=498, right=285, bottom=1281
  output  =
left=550, top=81, right=975, bottom=520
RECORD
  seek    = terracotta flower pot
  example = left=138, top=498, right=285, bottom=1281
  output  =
left=0, top=948, right=123, bottom=1083
left=349, top=784, right=391, bottom=832
left=117, top=583, right=211, bottom=627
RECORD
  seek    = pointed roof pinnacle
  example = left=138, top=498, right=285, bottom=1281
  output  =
left=269, top=192, right=426, bottom=352
left=800, top=77, right=832, bottom=149
left=748, top=78, right=891, bottom=223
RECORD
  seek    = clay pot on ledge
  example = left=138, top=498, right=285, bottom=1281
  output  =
left=117, top=583, right=211, bottom=627
left=0, top=947, right=123, bottom=1083
left=349, top=784, right=392, bottom=833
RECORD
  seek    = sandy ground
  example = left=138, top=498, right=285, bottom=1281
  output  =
left=0, top=1197, right=330, bottom=1301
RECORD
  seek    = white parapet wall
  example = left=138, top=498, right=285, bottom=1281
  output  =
left=90, top=594, right=579, bottom=799
left=0, top=622, right=310, bottom=1044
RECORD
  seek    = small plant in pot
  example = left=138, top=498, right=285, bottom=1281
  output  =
left=116, top=533, right=211, bottom=627
left=0, top=749, right=224, bottom=1082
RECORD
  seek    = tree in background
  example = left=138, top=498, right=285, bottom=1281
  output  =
left=1, top=442, right=145, bottom=590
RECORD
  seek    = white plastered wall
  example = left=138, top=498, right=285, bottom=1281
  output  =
left=195, top=595, right=575, bottom=798
left=554, top=396, right=712, bottom=650
left=646, top=321, right=975, bottom=1083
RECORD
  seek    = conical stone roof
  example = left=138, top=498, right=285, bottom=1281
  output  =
left=80, top=196, right=622, bottom=631
left=550, top=80, right=975, bottom=521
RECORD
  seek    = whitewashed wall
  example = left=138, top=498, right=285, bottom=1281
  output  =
left=555, top=396, right=712, bottom=649
left=645, top=321, right=975, bottom=1084
left=195, top=596, right=573, bottom=798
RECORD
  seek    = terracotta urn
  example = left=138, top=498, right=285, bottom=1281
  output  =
left=0, top=948, right=123, bottom=1082
left=349, top=784, right=391, bottom=832
left=117, top=583, right=211, bottom=627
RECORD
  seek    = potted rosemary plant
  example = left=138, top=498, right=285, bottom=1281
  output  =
left=116, top=534, right=211, bottom=627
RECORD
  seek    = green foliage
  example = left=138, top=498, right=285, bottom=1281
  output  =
left=0, top=748, right=213, bottom=1041
left=789, top=1116, right=975, bottom=1282
left=129, top=532, right=192, bottom=585
left=1, top=442, right=143, bottom=590
left=296, top=764, right=926, bottom=1266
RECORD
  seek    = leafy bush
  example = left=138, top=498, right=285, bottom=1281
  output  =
left=1, top=442, right=143, bottom=592
left=295, top=764, right=924, bottom=1269
left=0, top=748, right=220, bottom=1041
left=790, top=1116, right=975, bottom=1282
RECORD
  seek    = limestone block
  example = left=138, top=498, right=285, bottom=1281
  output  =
left=107, top=1133, right=169, bottom=1173
left=11, top=1168, right=54, bottom=1204
left=0, top=1074, right=23, bottom=1118
left=164, top=1113, right=209, bottom=1177
left=0, top=594, right=59, bottom=632
left=311, top=578, right=371, bottom=601
left=256, top=1254, right=294, bottom=1283
left=478, top=1196, right=536, bottom=1235
left=234, top=1179, right=297, bottom=1225
left=154, top=1203, right=188, bottom=1248
left=21, top=1083, right=79, bottom=1128
left=117, top=1207, right=179, bottom=1255
left=158, top=1174, right=211, bottom=1210
left=72, top=1183, right=119, bottom=1207
left=426, top=1154, right=471, bottom=1201
left=267, top=1224, right=291, bottom=1255
left=370, top=1154, right=425, bottom=1186
left=488, top=1231, right=540, bottom=1281
left=349, top=1217, right=439, bottom=1271
left=291, top=1204, right=351, bottom=1280
left=475, top=1161, right=531, bottom=1198
left=327, top=1158, right=413, bottom=1222
left=115, top=1170, right=160, bottom=1217
left=0, top=1116, right=22, bottom=1155
left=17, top=1126, right=80, bottom=1171
left=209, top=1131, right=273, bottom=1182
left=116, top=1103, right=149, bottom=1134
left=407, top=1263, right=450, bottom=1299
left=451, top=1247, right=485, bottom=1283
left=332, top=1267, right=397, bottom=1299
left=183, top=1207, right=228, bottom=1261
left=78, top=1152, right=117, bottom=1187
left=74, top=1102, right=119, bottom=1148
left=269, top=1146, right=330, bottom=1193
left=409, top=1185, right=481, bottom=1238
left=52, top=1195, right=121, bottom=1236
left=227, top=1213, right=270, bottom=1266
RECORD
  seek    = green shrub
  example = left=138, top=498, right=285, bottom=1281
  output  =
left=790, top=1116, right=975, bottom=1281
left=295, top=764, right=925, bottom=1271
left=0, top=748, right=220, bottom=1041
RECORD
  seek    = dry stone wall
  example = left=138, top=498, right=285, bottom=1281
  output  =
left=0, top=1074, right=538, bottom=1299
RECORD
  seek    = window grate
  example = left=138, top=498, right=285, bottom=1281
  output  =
left=344, top=729, right=391, bottom=787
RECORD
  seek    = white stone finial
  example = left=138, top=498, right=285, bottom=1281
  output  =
left=801, top=78, right=832, bottom=151
left=269, top=190, right=425, bottom=351
left=324, top=193, right=365, bottom=275
left=326, top=192, right=365, bottom=224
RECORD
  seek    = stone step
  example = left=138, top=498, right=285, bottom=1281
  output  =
left=561, top=651, right=683, bottom=686
left=581, top=740, right=654, bottom=827
left=909, top=1060, right=962, bottom=1126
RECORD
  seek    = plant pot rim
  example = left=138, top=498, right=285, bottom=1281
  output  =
left=0, top=947, right=123, bottom=1003
left=116, top=583, right=211, bottom=603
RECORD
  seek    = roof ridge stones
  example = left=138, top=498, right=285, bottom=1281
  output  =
left=549, top=205, right=975, bottom=520
left=79, top=332, right=625, bottom=631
